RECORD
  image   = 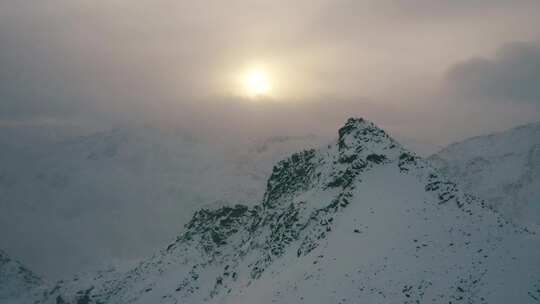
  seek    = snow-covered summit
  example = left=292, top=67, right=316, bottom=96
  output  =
left=33, top=118, right=539, bottom=304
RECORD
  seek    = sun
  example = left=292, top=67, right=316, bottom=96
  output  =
left=242, top=68, right=271, bottom=97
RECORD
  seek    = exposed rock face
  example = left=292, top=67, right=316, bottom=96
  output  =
left=14, top=118, right=540, bottom=304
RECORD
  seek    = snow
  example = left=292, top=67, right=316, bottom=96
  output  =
left=0, top=249, right=44, bottom=304
left=20, top=118, right=539, bottom=304
left=430, top=121, right=540, bottom=230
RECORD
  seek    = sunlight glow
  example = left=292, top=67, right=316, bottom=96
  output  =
left=242, top=68, right=271, bottom=97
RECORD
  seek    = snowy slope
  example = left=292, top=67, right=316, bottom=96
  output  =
left=0, top=249, right=44, bottom=304
left=429, top=122, right=540, bottom=230
left=0, top=125, right=324, bottom=279
left=37, top=118, right=540, bottom=304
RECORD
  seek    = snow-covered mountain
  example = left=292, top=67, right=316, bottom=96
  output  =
left=24, top=118, right=539, bottom=304
left=429, top=122, right=540, bottom=231
left=0, top=249, right=44, bottom=304
left=0, top=124, right=324, bottom=279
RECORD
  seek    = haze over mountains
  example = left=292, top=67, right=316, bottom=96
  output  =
left=2, top=1, right=540, bottom=302
left=0, top=123, right=327, bottom=279
left=1, top=118, right=539, bottom=304
left=1, top=119, right=539, bottom=281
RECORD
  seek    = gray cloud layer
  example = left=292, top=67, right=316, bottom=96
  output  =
left=1, top=1, right=540, bottom=123
left=445, top=41, right=540, bottom=104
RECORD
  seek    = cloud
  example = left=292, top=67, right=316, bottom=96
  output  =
left=445, top=41, right=540, bottom=104
left=2, top=1, right=540, bottom=279
left=2, top=1, right=540, bottom=122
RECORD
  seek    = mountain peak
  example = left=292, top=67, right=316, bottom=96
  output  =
left=338, top=118, right=391, bottom=145
left=263, top=118, right=406, bottom=208
left=339, top=117, right=369, bottom=132
left=337, top=117, right=400, bottom=163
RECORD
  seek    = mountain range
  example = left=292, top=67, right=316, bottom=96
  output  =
left=2, top=118, right=538, bottom=303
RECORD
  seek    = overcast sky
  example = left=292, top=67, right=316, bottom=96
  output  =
left=1, top=1, right=540, bottom=146
left=2, top=0, right=540, bottom=280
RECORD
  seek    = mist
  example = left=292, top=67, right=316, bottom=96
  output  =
left=1, top=0, right=540, bottom=279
